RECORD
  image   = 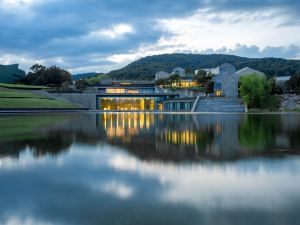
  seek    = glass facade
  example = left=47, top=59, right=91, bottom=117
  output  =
left=163, top=101, right=194, bottom=111
left=98, top=87, right=155, bottom=94
left=99, top=97, right=156, bottom=111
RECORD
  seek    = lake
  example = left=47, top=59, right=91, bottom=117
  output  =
left=0, top=113, right=300, bottom=225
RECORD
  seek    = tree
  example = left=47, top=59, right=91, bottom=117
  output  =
left=239, top=74, right=272, bottom=108
left=169, top=74, right=180, bottom=86
left=155, top=78, right=170, bottom=86
left=29, top=64, right=46, bottom=74
left=43, top=66, right=72, bottom=87
left=206, top=80, right=214, bottom=95
left=194, top=70, right=214, bottom=95
left=25, top=64, right=46, bottom=85
left=270, top=78, right=283, bottom=95
left=287, top=75, right=300, bottom=94
left=24, top=64, right=72, bottom=87
left=75, top=79, right=88, bottom=90
left=195, top=69, right=207, bottom=84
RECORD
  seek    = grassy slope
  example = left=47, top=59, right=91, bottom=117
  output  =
left=0, top=98, right=77, bottom=108
left=0, top=83, right=48, bottom=90
left=0, top=86, right=77, bottom=109
left=0, top=90, right=47, bottom=98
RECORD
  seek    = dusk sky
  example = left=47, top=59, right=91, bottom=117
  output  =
left=0, top=0, right=300, bottom=73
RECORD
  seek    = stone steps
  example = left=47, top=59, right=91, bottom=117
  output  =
left=195, top=98, right=246, bottom=112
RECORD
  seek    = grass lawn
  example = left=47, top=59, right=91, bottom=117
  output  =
left=0, top=98, right=77, bottom=108
left=0, top=90, right=48, bottom=99
left=0, top=87, right=78, bottom=109
left=0, top=83, right=48, bottom=90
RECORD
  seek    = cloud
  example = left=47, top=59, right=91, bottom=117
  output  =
left=0, top=0, right=300, bottom=73
left=200, top=44, right=300, bottom=59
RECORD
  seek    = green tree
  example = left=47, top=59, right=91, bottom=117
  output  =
left=75, top=79, right=88, bottom=90
left=25, top=64, right=72, bottom=87
left=43, top=66, right=72, bottom=87
left=195, top=69, right=207, bottom=84
left=155, top=78, right=170, bottom=86
left=206, top=80, right=214, bottom=95
left=25, top=64, right=46, bottom=85
left=287, top=75, right=300, bottom=93
left=270, top=78, right=283, bottom=95
left=239, top=74, right=272, bottom=108
left=194, top=70, right=214, bottom=95
left=169, top=74, right=180, bottom=86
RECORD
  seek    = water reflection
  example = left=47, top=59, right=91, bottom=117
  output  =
left=0, top=113, right=300, bottom=161
left=97, top=113, right=300, bottom=161
left=0, top=113, right=300, bottom=225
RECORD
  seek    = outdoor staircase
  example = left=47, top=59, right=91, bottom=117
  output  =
left=194, top=98, right=246, bottom=112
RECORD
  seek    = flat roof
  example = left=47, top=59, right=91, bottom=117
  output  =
left=96, top=83, right=155, bottom=88
left=275, top=76, right=291, bottom=81
left=97, top=93, right=179, bottom=97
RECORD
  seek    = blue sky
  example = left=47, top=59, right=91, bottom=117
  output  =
left=0, top=0, right=300, bottom=73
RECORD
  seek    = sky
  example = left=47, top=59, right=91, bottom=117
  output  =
left=0, top=0, right=300, bottom=74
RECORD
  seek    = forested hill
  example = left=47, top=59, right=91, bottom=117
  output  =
left=107, top=54, right=300, bottom=80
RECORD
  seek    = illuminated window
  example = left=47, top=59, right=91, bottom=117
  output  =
left=106, top=88, right=126, bottom=94
left=215, top=90, right=222, bottom=96
left=127, top=89, right=139, bottom=94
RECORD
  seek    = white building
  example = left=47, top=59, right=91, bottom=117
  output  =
left=211, top=63, right=236, bottom=76
left=172, top=67, right=185, bottom=77
left=155, top=71, right=170, bottom=80
left=275, top=76, right=291, bottom=87
left=235, top=67, right=265, bottom=78
left=212, top=63, right=239, bottom=98
left=195, top=69, right=212, bottom=75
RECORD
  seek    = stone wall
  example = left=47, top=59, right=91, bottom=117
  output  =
left=195, top=98, right=246, bottom=112
left=281, top=95, right=300, bottom=111
left=213, top=74, right=239, bottom=98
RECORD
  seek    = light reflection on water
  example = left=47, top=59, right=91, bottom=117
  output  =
left=0, top=113, right=300, bottom=225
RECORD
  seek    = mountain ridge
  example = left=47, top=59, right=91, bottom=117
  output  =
left=107, top=53, right=300, bottom=80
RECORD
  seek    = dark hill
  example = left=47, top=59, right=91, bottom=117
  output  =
left=107, top=54, right=300, bottom=80
left=72, top=72, right=98, bottom=81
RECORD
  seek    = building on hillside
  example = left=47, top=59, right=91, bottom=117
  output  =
left=236, top=67, right=265, bottom=78
left=171, top=77, right=198, bottom=88
left=0, top=64, right=26, bottom=83
left=275, top=76, right=292, bottom=87
left=96, top=81, right=178, bottom=111
left=195, top=69, right=212, bottom=75
left=211, top=63, right=236, bottom=76
left=211, top=63, right=239, bottom=98
left=172, top=67, right=185, bottom=77
left=155, top=71, right=170, bottom=80
left=195, top=64, right=265, bottom=98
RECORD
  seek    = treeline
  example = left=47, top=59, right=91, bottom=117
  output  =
left=108, top=54, right=300, bottom=80
left=23, top=64, right=71, bottom=87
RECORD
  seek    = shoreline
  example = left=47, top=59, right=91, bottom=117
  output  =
left=0, top=109, right=299, bottom=115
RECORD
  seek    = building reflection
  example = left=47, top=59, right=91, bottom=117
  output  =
left=0, top=113, right=300, bottom=161
left=99, top=113, right=199, bottom=154
left=97, top=113, right=300, bottom=161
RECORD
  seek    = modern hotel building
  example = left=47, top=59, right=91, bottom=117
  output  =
left=96, top=80, right=178, bottom=111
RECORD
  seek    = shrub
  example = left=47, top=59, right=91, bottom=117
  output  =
left=239, top=74, right=272, bottom=109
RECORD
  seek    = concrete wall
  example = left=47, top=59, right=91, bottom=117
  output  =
left=213, top=74, right=239, bottom=98
left=223, top=74, right=239, bottom=98
left=50, top=93, right=97, bottom=110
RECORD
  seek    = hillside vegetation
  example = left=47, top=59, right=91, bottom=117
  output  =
left=108, top=54, right=300, bottom=80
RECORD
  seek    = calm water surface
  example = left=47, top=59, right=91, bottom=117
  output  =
left=0, top=113, right=300, bottom=225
